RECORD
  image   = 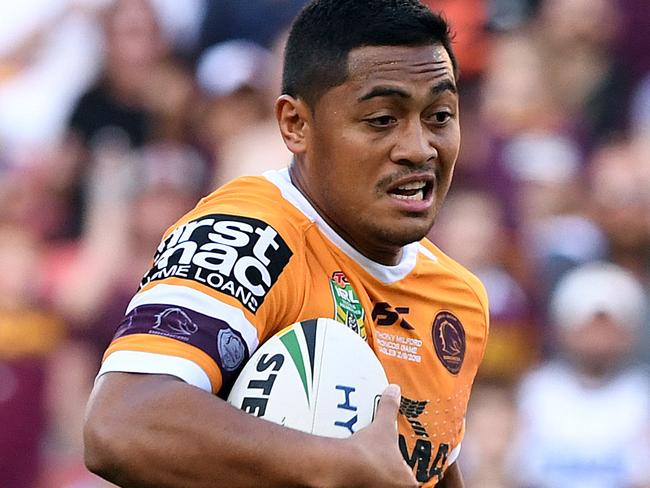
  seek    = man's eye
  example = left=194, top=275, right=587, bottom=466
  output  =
left=430, top=111, right=452, bottom=124
left=367, top=115, right=396, bottom=127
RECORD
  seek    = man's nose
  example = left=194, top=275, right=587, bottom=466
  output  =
left=389, top=120, right=437, bottom=165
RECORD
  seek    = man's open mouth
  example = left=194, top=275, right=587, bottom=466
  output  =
left=387, top=179, right=434, bottom=201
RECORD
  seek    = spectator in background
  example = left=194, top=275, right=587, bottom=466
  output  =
left=460, top=382, right=517, bottom=488
left=584, top=138, right=650, bottom=368
left=68, top=0, right=168, bottom=149
left=511, top=262, right=650, bottom=488
left=146, top=0, right=206, bottom=57
left=630, top=73, right=650, bottom=133
left=0, top=0, right=104, bottom=156
left=587, top=140, right=650, bottom=279
left=431, top=188, right=538, bottom=382
left=34, top=139, right=205, bottom=488
left=486, top=0, right=540, bottom=31
left=0, top=225, right=65, bottom=488
left=50, top=138, right=207, bottom=361
left=195, top=40, right=274, bottom=146
left=626, top=73, right=650, bottom=364
left=65, top=0, right=201, bottom=238
left=0, top=149, right=79, bottom=242
left=475, top=30, right=609, bottom=310
left=461, top=31, right=570, bottom=224
left=509, top=134, right=609, bottom=314
left=197, top=0, right=307, bottom=51
left=615, top=0, right=650, bottom=86
left=533, top=0, right=630, bottom=140
left=38, top=339, right=110, bottom=488
left=194, top=37, right=292, bottom=186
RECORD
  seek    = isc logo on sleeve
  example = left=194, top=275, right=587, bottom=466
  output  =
left=141, top=214, right=293, bottom=313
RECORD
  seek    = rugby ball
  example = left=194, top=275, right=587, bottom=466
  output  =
left=227, top=318, right=388, bottom=438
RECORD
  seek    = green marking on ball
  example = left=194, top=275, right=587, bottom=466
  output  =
left=279, top=329, right=310, bottom=406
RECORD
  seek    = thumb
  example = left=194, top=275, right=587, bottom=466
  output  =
left=374, top=384, right=401, bottom=427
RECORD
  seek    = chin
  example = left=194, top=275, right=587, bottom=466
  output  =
left=374, top=217, right=434, bottom=248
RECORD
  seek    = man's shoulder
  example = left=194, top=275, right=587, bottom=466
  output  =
left=138, top=173, right=310, bottom=323
left=418, top=238, right=488, bottom=307
left=173, top=173, right=310, bottom=242
left=203, top=173, right=297, bottom=213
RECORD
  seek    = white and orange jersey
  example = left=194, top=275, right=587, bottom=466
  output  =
left=98, top=168, right=489, bottom=486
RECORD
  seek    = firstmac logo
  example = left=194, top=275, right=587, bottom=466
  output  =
left=141, top=214, right=292, bottom=313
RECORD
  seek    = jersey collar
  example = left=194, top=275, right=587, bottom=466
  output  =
left=264, top=168, right=420, bottom=284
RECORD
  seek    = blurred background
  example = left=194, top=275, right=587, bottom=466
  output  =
left=0, top=0, right=648, bottom=487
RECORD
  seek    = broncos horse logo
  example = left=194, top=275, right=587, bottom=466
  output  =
left=437, top=319, right=463, bottom=356
left=153, top=308, right=199, bottom=336
left=432, top=311, right=466, bottom=374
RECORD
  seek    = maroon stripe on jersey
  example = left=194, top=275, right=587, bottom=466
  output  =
left=113, top=304, right=249, bottom=396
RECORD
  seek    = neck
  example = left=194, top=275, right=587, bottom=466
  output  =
left=571, top=359, right=623, bottom=386
left=288, top=163, right=402, bottom=265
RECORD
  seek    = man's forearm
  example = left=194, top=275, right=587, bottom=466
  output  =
left=84, top=373, right=350, bottom=487
left=84, top=372, right=417, bottom=487
left=437, top=462, right=464, bottom=488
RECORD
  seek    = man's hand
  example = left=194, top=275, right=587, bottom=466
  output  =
left=330, top=384, right=418, bottom=487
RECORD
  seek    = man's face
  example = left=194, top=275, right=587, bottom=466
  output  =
left=293, top=44, right=460, bottom=264
left=561, top=314, right=636, bottom=376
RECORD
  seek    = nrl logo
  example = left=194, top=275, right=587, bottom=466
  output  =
left=329, top=271, right=367, bottom=341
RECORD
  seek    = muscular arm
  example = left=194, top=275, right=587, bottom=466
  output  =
left=84, top=372, right=417, bottom=488
left=437, top=462, right=464, bottom=488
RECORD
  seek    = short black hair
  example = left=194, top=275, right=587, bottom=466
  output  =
left=282, top=0, right=457, bottom=108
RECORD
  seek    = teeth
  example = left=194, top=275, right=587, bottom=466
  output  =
left=392, top=189, right=424, bottom=201
left=396, top=180, right=426, bottom=191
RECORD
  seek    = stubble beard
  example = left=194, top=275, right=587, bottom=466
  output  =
left=367, top=211, right=437, bottom=250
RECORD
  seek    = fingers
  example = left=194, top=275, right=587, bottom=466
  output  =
left=374, top=384, right=401, bottom=429
left=352, top=384, right=418, bottom=487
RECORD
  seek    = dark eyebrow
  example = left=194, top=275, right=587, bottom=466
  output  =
left=357, top=79, right=457, bottom=103
left=431, top=79, right=457, bottom=96
left=357, top=86, right=411, bottom=102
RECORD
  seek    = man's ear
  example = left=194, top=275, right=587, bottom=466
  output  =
left=275, top=95, right=311, bottom=155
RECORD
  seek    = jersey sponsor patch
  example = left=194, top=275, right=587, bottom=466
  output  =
left=114, top=304, right=250, bottom=393
left=141, top=214, right=293, bottom=313
left=399, top=394, right=450, bottom=483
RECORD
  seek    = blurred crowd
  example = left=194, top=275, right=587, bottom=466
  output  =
left=0, top=0, right=648, bottom=487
